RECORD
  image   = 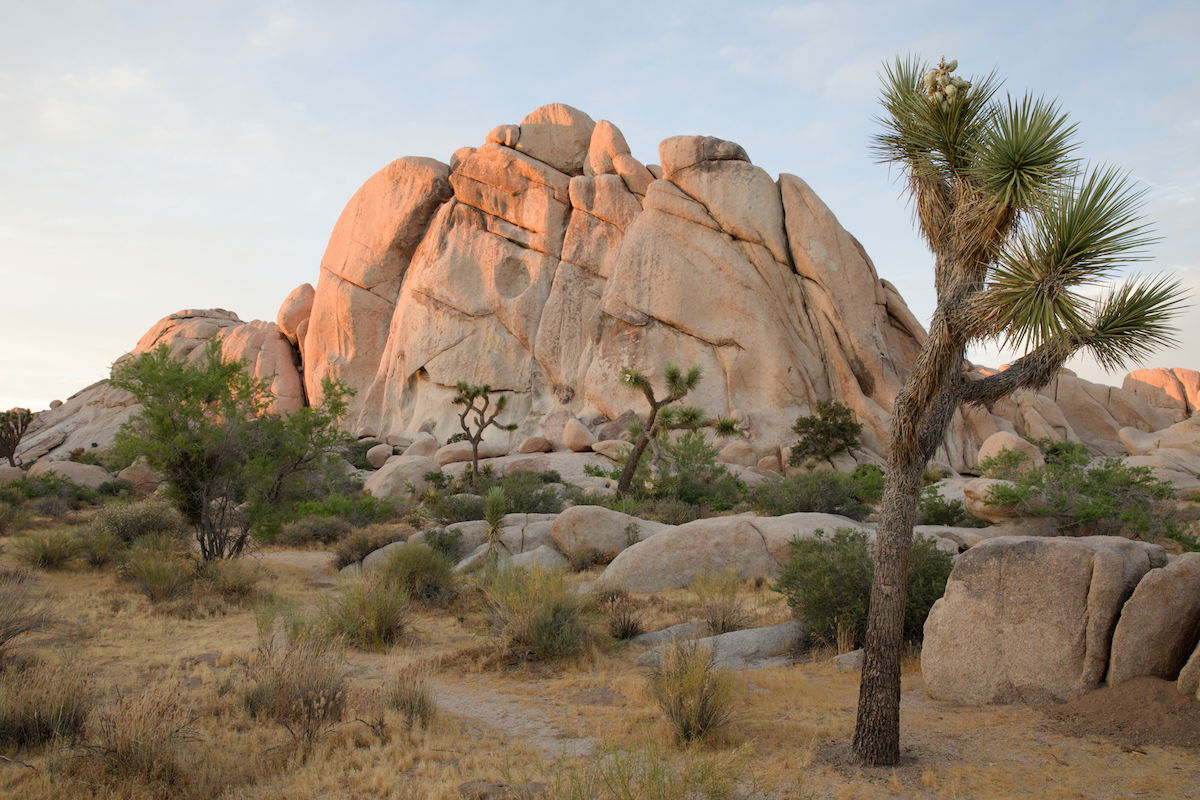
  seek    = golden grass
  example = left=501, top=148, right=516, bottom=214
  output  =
left=0, top=534, right=1197, bottom=800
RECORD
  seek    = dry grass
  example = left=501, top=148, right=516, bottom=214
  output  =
left=0, top=532, right=1197, bottom=800
left=646, top=639, right=735, bottom=743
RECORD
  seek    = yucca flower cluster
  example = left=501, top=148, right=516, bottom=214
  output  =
left=922, top=57, right=971, bottom=111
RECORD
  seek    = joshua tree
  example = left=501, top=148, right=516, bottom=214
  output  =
left=853, top=56, right=1186, bottom=765
left=1, top=408, right=33, bottom=467
left=452, top=383, right=518, bottom=493
left=616, top=365, right=740, bottom=496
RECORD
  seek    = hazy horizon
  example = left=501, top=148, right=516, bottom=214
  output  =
left=2, top=0, right=1197, bottom=410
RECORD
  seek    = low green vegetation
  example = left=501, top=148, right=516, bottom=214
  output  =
left=773, top=527, right=953, bottom=648
left=479, top=566, right=599, bottom=662
left=789, top=399, right=863, bottom=466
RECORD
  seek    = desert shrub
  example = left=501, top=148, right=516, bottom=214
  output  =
left=92, top=497, right=186, bottom=544
left=0, top=657, right=92, bottom=748
left=638, top=498, right=703, bottom=525
left=851, top=464, right=885, bottom=504
left=691, top=570, right=750, bottom=635
left=600, top=590, right=644, bottom=640
left=381, top=542, right=455, bottom=604
left=425, top=527, right=463, bottom=560
left=915, top=485, right=984, bottom=527
left=646, top=639, right=734, bottom=744
left=196, top=558, right=263, bottom=604
left=987, top=439, right=1182, bottom=539
left=549, top=744, right=753, bottom=800
left=480, top=566, right=598, bottom=662
left=654, top=430, right=746, bottom=510
left=568, top=489, right=646, bottom=517
left=279, top=515, right=353, bottom=547
left=976, top=446, right=1030, bottom=480
left=242, top=633, right=347, bottom=743
left=772, top=527, right=953, bottom=647
left=382, top=661, right=437, bottom=729
left=340, top=438, right=377, bottom=471
left=480, top=470, right=564, bottom=514
left=789, top=400, right=862, bottom=465
left=0, top=501, right=22, bottom=535
left=332, top=525, right=408, bottom=570
left=426, top=491, right=486, bottom=523
left=292, top=493, right=394, bottom=528
left=92, top=685, right=192, bottom=785
left=750, top=470, right=872, bottom=520
left=96, top=478, right=134, bottom=498
left=77, top=530, right=123, bottom=567
left=12, top=529, right=80, bottom=569
left=9, top=474, right=97, bottom=507
left=122, top=548, right=194, bottom=602
left=318, top=573, right=410, bottom=650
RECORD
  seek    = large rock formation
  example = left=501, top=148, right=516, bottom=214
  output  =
left=13, top=103, right=1193, bottom=473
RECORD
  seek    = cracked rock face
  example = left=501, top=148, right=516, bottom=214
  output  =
left=15, top=104, right=1189, bottom=469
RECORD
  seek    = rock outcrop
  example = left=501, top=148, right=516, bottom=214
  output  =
left=922, top=536, right=1167, bottom=704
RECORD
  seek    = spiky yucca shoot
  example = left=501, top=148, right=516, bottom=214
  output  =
left=853, top=56, right=1187, bottom=766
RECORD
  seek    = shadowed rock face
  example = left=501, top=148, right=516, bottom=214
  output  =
left=14, top=104, right=1186, bottom=468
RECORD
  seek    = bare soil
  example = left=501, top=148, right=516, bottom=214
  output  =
left=1045, top=675, right=1200, bottom=749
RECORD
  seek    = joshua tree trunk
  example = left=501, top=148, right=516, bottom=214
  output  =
left=616, top=407, right=659, bottom=496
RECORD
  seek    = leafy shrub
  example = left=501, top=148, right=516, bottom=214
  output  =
left=691, top=570, right=750, bottom=635
left=750, top=471, right=872, bottom=520
left=318, top=573, right=409, bottom=650
left=915, top=485, right=984, bottom=527
left=480, top=566, right=598, bottom=662
left=480, top=470, right=564, bottom=514
left=0, top=570, right=52, bottom=660
left=382, top=661, right=437, bottom=729
left=381, top=543, right=455, bottom=604
left=292, top=493, right=394, bottom=528
left=646, top=639, right=734, bottom=744
left=653, top=430, right=745, bottom=510
left=789, top=400, right=862, bottom=465
left=637, top=498, right=703, bottom=525
left=92, top=684, right=191, bottom=784
left=772, top=527, right=953, bottom=647
left=426, top=492, right=486, bottom=523
left=332, top=525, right=408, bottom=570
left=340, top=438, right=377, bottom=471
left=122, top=548, right=194, bottom=602
left=12, top=529, right=80, bottom=569
left=78, top=530, right=123, bottom=567
left=96, top=478, right=134, bottom=498
left=243, top=632, right=347, bottom=743
left=92, top=497, right=186, bottom=544
left=425, top=527, right=463, bottom=560
left=0, top=657, right=92, bottom=748
left=8, top=474, right=98, bottom=510
left=987, top=438, right=1181, bottom=539
left=851, top=464, right=885, bottom=504
left=279, top=515, right=353, bottom=547
left=976, top=446, right=1031, bottom=480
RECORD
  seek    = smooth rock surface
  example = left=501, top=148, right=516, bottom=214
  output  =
left=363, top=455, right=441, bottom=500
left=636, top=620, right=804, bottom=670
left=1108, top=553, right=1200, bottom=685
left=28, top=460, right=112, bottom=489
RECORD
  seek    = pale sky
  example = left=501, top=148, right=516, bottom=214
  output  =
left=2, top=0, right=1197, bottom=410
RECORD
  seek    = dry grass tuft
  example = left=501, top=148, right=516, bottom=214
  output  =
left=382, top=659, right=438, bottom=730
left=0, top=568, right=53, bottom=658
left=0, top=655, right=92, bottom=747
left=646, top=639, right=734, bottom=744
left=91, top=683, right=196, bottom=785
left=242, top=631, right=348, bottom=744
left=691, top=569, right=752, bottom=635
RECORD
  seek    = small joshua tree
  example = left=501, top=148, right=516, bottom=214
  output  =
left=616, top=365, right=740, bottom=497
left=1, top=408, right=33, bottom=467
left=452, top=383, right=518, bottom=493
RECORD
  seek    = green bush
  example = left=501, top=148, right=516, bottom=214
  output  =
left=8, top=474, right=98, bottom=510
left=279, top=515, right=353, bottom=547
left=851, top=464, right=885, bottom=504
left=426, top=492, right=486, bottom=523
left=0, top=657, right=92, bottom=748
left=380, top=542, right=455, bottom=604
left=332, top=525, right=408, bottom=570
left=78, top=530, right=123, bottom=567
left=976, top=447, right=1031, bottom=480
left=480, top=566, right=598, bottom=662
left=425, top=527, right=463, bottom=560
left=121, top=548, right=194, bottom=602
left=789, top=400, right=863, bottom=465
left=637, top=498, right=703, bottom=525
left=92, top=497, right=186, bottom=544
left=12, top=529, right=80, bottom=569
left=750, top=471, right=872, bottom=520
left=987, top=439, right=1181, bottom=539
left=773, top=527, right=953, bottom=647
left=915, top=485, right=984, bottom=527
left=481, top=470, right=564, bottom=514
left=291, top=493, right=394, bottom=528
left=653, top=431, right=745, bottom=510
left=318, top=573, right=409, bottom=650
left=646, top=639, right=734, bottom=744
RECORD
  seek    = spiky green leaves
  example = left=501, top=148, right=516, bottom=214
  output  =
left=972, top=95, right=1078, bottom=208
left=0, top=408, right=33, bottom=467
left=1085, top=276, right=1188, bottom=371
left=979, top=166, right=1161, bottom=351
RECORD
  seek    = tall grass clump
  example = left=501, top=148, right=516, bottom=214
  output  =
left=91, top=497, right=185, bottom=544
left=690, top=570, right=750, bottom=635
left=480, top=566, right=598, bottom=662
left=242, top=632, right=348, bottom=743
left=0, top=657, right=92, bottom=748
left=195, top=558, right=263, bottom=604
left=382, top=660, right=437, bottom=729
left=599, top=589, right=644, bottom=641
left=317, top=573, right=409, bottom=650
left=11, top=528, right=79, bottom=569
left=0, top=569, right=53, bottom=659
left=646, top=639, right=734, bottom=744
left=91, top=685, right=194, bottom=785
left=549, top=744, right=754, bottom=800
left=332, top=525, right=407, bottom=570
left=381, top=542, right=455, bottom=604
left=121, top=547, right=194, bottom=603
